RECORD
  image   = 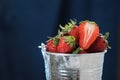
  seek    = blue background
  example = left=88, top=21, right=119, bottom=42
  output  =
left=0, top=0, right=119, bottom=80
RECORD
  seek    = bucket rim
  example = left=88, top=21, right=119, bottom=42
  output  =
left=45, top=50, right=107, bottom=57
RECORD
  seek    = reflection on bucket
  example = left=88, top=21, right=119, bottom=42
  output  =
left=40, top=43, right=107, bottom=80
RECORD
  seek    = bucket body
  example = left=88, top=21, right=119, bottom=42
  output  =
left=40, top=43, right=107, bottom=80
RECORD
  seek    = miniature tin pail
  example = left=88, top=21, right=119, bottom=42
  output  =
left=40, top=43, right=107, bottom=80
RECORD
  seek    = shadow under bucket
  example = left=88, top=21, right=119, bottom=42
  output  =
left=40, top=43, right=107, bottom=80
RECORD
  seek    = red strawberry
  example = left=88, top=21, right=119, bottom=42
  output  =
left=57, top=36, right=76, bottom=53
left=87, top=36, right=107, bottom=52
left=46, top=38, right=59, bottom=52
left=79, top=20, right=99, bottom=50
left=69, top=25, right=79, bottom=42
left=58, top=19, right=77, bottom=36
left=58, top=20, right=79, bottom=43
left=87, top=32, right=110, bottom=53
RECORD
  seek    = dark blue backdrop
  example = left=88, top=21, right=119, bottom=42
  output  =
left=0, top=0, right=119, bottom=80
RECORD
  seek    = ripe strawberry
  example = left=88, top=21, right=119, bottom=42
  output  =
left=57, top=36, right=76, bottom=53
left=69, top=25, right=79, bottom=42
left=87, top=32, right=110, bottom=53
left=58, top=19, right=77, bottom=36
left=58, top=20, right=79, bottom=43
left=79, top=20, right=99, bottom=50
left=46, top=38, right=59, bottom=52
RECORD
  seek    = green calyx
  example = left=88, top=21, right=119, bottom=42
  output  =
left=100, top=32, right=109, bottom=39
left=64, top=36, right=76, bottom=47
left=100, top=32, right=111, bottom=49
left=53, top=37, right=60, bottom=46
left=47, top=36, right=60, bottom=46
left=103, top=32, right=109, bottom=40
left=72, top=47, right=83, bottom=54
left=58, top=19, right=77, bottom=36
left=104, top=32, right=111, bottom=49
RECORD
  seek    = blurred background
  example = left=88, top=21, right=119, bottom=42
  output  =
left=0, top=0, right=120, bottom=80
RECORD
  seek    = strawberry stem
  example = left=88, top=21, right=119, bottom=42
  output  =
left=104, top=32, right=109, bottom=40
left=72, top=47, right=83, bottom=54
left=103, top=32, right=111, bottom=49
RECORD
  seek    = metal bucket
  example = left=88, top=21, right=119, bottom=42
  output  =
left=40, top=43, right=107, bottom=80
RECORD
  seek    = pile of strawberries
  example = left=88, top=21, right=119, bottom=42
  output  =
left=46, top=20, right=110, bottom=54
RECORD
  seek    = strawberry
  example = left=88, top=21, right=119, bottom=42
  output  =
left=79, top=20, right=99, bottom=50
left=87, top=32, right=110, bottom=53
left=69, top=25, right=79, bottom=42
left=58, top=19, right=77, bottom=37
left=58, top=19, right=79, bottom=43
left=46, top=37, right=59, bottom=52
left=57, top=36, right=76, bottom=53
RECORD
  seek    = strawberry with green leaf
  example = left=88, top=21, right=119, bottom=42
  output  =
left=46, top=37, right=59, bottom=52
left=57, top=36, right=76, bottom=53
left=58, top=19, right=79, bottom=42
left=69, top=25, right=79, bottom=42
left=59, top=19, right=77, bottom=35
